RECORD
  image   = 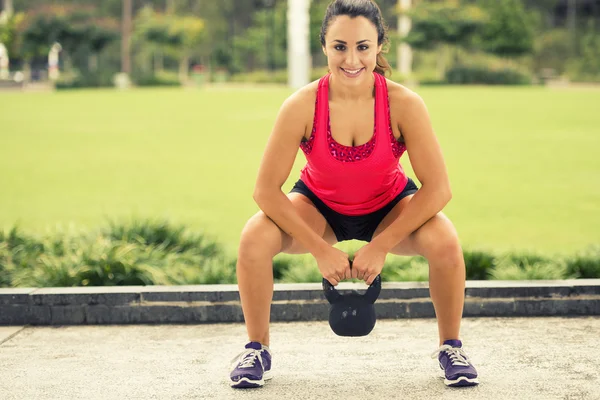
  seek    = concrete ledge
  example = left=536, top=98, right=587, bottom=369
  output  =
left=1, top=280, right=599, bottom=325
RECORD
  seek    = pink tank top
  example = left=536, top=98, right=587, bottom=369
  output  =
left=299, top=73, right=409, bottom=216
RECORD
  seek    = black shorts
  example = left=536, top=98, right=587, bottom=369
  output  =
left=289, top=178, right=419, bottom=242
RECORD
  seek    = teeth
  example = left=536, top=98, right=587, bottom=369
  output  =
left=343, top=68, right=361, bottom=75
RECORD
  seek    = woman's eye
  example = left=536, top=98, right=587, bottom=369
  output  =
left=358, top=45, right=369, bottom=51
left=334, top=45, right=346, bottom=51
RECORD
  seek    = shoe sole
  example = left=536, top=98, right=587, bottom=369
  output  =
left=230, top=370, right=272, bottom=389
left=445, top=376, right=479, bottom=387
left=231, top=377, right=264, bottom=389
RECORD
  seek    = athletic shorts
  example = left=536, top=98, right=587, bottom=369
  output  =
left=289, top=178, right=419, bottom=242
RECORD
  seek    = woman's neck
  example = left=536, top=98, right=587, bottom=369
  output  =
left=328, top=72, right=375, bottom=102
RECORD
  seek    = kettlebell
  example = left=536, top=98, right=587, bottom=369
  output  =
left=322, top=274, right=382, bottom=337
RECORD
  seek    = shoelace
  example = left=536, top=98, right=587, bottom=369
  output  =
left=230, top=348, right=263, bottom=370
left=431, top=345, right=470, bottom=367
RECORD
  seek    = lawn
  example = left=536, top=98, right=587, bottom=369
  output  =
left=1, top=84, right=599, bottom=256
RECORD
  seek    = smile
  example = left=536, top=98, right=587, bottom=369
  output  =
left=341, top=68, right=364, bottom=77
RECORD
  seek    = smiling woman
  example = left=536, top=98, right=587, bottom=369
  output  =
left=320, top=0, right=392, bottom=79
left=229, top=0, right=479, bottom=390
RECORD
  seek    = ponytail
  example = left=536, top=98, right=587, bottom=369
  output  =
left=375, top=52, right=392, bottom=76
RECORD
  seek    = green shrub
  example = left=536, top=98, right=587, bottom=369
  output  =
left=492, top=259, right=568, bottom=280
left=104, top=219, right=222, bottom=258
left=279, top=257, right=322, bottom=283
left=184, top=256, right=237, bottom=285
left=565, top=245, right=600, bottom=279
left=8, top=236, right=166, bottom=287
left=228, top=68, right=332, bottom=85
left=463, top=250, right=497, bottom=280
left=0, top=221, right=231, bottom=287
left=2, top=223, right=599, bottom=287
left=500, top=251, right=551, bottom=269
left=532, top=29, right=572, bottom=76
left=446, top=65, right=532, bottom=85
left=272, top=254, right=297, bottom=281
left=0, top=227, right=46, bottom=285
left=55, top=70, right=116, bottom=90
left=566, top=21, right=600, bottom=83
left=0, top=242, right=10, bottom=286
left=135, top=71, right=181, bottom=87
left=381, top=256, right=429, bottom=282
left=310, top=67, right=329, bottom=81
left=229, top=70, right=288, bottom=84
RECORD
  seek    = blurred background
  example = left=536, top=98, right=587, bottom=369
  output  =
left=1, top=0, right=600, bottom=87
left=0, top=0, right=599, bottom=288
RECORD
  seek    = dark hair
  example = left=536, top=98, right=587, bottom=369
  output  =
left=320, top=0, right=392, bottom=76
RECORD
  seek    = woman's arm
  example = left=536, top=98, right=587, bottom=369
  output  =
left=252, top=87, right=331, bottom=257
left=370, top=89, right=452, bottom=253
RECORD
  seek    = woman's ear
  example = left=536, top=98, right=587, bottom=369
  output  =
left=322, top=45, right=327, bottom=56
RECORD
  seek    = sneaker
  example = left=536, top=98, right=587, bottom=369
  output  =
left=229, top=341, right=272, bottom=388
left=431, top=339, right=479, bottom=387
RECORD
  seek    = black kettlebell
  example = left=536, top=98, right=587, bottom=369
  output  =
left=322, top=274, right=382, bottom=337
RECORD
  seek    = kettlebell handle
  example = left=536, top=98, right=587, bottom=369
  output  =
left=322, top=274, right=381, bottom=304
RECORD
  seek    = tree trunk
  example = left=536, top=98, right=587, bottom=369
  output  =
left=179, top=55, right=190, bottom=83
left=154, top=51, right=164, bottom=73
left=567, top=0, right=577, bottom=53
left=89, top=54, right=98, bottom=72
left=166, top=0, right=175, bottom=14
left=436, top=44, right=449, bottom=80
left=121, top=0, right=132, bottom=75
left=287, top=0, right=310, bottom=88
left=397, top=0, right=413, bottom=76
left=2, top=0, right=14, bottom=17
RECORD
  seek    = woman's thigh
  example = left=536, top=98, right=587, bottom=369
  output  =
left=371, top=194, right=457, bottom=257
left=281, top=193, right=337, bottom=254
left=370, top=194, right=420, bottom=256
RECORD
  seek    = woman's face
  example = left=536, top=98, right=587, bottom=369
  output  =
left=323, top=15, right=382, bottom=85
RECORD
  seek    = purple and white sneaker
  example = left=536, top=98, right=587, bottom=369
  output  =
left=432, top=339, right=479, bottom=387
left=229, top=341, right=272, bottom=389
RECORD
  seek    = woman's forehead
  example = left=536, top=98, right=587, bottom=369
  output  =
left=325, top=15, right=378, bottom=41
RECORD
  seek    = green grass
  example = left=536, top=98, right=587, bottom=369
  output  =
left=1, top=85, right=599, bottom=256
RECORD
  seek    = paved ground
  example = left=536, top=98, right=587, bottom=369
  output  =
left=1, top=317, right=599, bottom=400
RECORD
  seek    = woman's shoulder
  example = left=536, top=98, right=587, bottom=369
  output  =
left=385, top=78, right=429, bottom=122
left=288, top=79, right=320, bottom=105
left=280, top=79, right=321, bottom=115
left=274, top=79, right=321, bottom=139
left=385, top=78, right=423, bottom=106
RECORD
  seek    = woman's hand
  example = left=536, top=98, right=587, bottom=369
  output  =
left=351, top=242, right=388, bottom=285
left=315, top=246, right=352, bottom=286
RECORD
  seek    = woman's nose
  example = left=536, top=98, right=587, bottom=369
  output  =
left=346, top=49, right=359, bottom=66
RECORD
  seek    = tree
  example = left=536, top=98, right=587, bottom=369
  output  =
left=568, top=19, right=600, bottom=81
left=0, top=12, right=24, bottom=58
left=16, top=5, right=118, bottom=71
left=133, top=6, right=205, bottom=81
left=402, top=0, right=488, bottom=76
left=231, top=1, right=287, bottom=72
left=479, top=0, right=536, bottom=57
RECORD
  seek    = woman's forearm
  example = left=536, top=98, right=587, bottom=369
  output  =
left=370, top=184, right=452, bottom=252
left=253, top=189, right=330, bottom=256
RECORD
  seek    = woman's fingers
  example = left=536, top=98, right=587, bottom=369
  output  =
left=327, top=276, right=339, bottom=286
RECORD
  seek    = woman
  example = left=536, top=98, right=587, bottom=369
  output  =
left=229, top=0, right=479, bottom=389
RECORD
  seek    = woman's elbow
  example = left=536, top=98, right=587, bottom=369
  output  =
left=253, top=186, right=278, bottom=206
left=252, top=188, right=266, bottom=205
left=424, top=181, right=452, bottom=205
left=441, top=184, right=452, bottom=205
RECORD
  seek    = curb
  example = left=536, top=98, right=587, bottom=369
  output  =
left=1, top=280, right=599, bottom=325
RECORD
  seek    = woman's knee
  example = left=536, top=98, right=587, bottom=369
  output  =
left=415, top=214, right=463, bottom=263
left=238, top=212, right=287, bottom=262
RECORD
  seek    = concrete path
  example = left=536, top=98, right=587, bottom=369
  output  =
left=1, top=317, right=598, bottom=400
